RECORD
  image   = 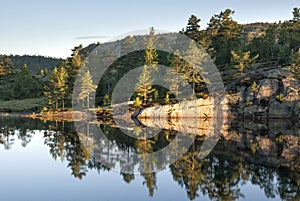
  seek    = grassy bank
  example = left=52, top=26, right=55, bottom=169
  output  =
left=0, top=98, right=46, bottom=112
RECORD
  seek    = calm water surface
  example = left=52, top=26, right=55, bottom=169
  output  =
left=0, top=116, right=299, bottom=201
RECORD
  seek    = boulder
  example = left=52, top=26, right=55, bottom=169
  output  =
left=257, top=79, right=279, bottom=99
left=269, top=101, right=295, bottom=118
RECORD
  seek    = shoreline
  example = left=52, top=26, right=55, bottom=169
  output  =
left=1, top=110, right=300, bottom=122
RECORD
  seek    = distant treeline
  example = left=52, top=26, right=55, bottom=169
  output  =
left=9, top=55, right=63, bottom=73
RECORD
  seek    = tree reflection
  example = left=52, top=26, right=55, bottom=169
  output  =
left=43, top=121, right=91, bottom=179
left=0, top=116, right=45, bottom=149
left=0, top=116, right=300, bottom=201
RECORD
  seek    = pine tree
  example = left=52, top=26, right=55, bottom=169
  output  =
left=56, top=66, right=69, bottom=110
left=231, top=50, right=259, bottom=77
left=0, top=56, right=15, bottom=99
left=64, top=45, right=87, bottom=107
left=135, top=27, right=158, bottom=106
left=78, top=69, right=97, bottom=110
left=14, top=64, right=42, bottom=99
left=184, top=14, right=201, bottom=41
left=165, top=50, right=186, bottom=101
left=44, top=66, right=68, bottom=110
left=207, top=9, right=242, bottom=65
left=183, top=41, right=206, bottom=95
left=293, top=7, right=300, bottom=22
left=44, top=67, right=59, bottom=110
left=0, top=55, right=14, bottom=77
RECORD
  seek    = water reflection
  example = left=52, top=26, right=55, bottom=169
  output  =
left=0, top=116, right=299, bottom=200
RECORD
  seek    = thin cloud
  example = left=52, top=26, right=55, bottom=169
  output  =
left=74, top=36, right=109, bottom=40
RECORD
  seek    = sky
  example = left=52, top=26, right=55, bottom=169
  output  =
left=0, top=0, right=299, bottom=58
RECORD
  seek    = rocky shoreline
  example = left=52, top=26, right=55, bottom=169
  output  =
left=137, top=66, right=300, bottom=120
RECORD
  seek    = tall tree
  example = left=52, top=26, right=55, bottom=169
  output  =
left=184, top=14, right=201, bottom=41
left=65, top=45, right=88, bottom=106
left=44, top=66, right=69, bottom=110
left=165, top=50, right=186, bottom=101
left=207, top=9, right=242, bottom=65
left=135, top=27, right=158, bottom=106
left=293, top=7, right=300, bottom=22
left=56, top=65, right=69, bottom=110
left=183, top=41, right=206, bottom=95
left=78, top=68, right=97, bottom=110
left=44, top=67, right=59, bottom=110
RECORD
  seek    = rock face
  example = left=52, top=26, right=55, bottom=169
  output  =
left=228, top=66, right=300, bottom=118
left=138, top=97, right=230, bottom=119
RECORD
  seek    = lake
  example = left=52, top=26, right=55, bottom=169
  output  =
left=0, top=116, right=299, bottom=201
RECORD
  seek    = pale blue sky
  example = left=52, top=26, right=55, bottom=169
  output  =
left=0, top=0, right=299, bottom=58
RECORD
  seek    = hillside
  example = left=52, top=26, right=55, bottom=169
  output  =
left=9, top=55, right=63, bottom=73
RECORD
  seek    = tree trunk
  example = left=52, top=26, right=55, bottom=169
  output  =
left=86, top=92, right=90, bottom=111
left=62, top=97, right=65, bottom=111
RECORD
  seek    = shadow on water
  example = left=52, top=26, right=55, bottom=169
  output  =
left=0, top=116, right=299, bottom=200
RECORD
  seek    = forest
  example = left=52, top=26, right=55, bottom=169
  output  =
left=0, top=8, right=300, bottom=113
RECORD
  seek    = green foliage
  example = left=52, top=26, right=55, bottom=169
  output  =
left=135, top=27, right=158, bottom=106
left=9, top=55, right=62, bottom=73
left=103, top=94, right=111, bottom=106
left=293, top=7, right=300, bottom=22
left=165, top=50, right=186, bottom=98
left=231, top=50, right=259, bottom=77
left=0, top=55, right=14, bottom=77
left=250, top=142, right=258, bottom=154
left=183, top=41, right=206, bottom=95
left=13, top=64, right=43, bottom=99
left=183, top=14, right=201, bottom=41
left=276, top=93, right=285, bottom=102
left=207, top=9, right=242, bottom=65
left=133, top=97, right=143, bottom=108
left=251, top=81, right=259, bottom=93
left=44, top=65, right=69, bottom=110
left=291, top=48, right=300, bottom=78
left=78, top=69, right=97, bottom=110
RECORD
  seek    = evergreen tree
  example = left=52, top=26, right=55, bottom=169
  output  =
left=65, top=45, right=88, bottom=106
left=44, top=68, right=59, bottom=110
left=56, top=66, right=69, bottom=110
left=0, top=55, right=14, bottom=77
left=14, top=64, right=42, bottom=99
left=165, top=50, right=186, bottom=101
left=293, top=7, right=300, bottom=22
left=230, top=50, right=259, bottom=77
left=207, top=9, right=242, bottom=65
left=183, top=41, right=206, bottom=95
left=44, top=66, right=69, bottom=110
left=78, top=69, right=97, bottom=110
left=184, top=14, right=201, bottom=41
left=135, top=27, right=158, bottom=106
